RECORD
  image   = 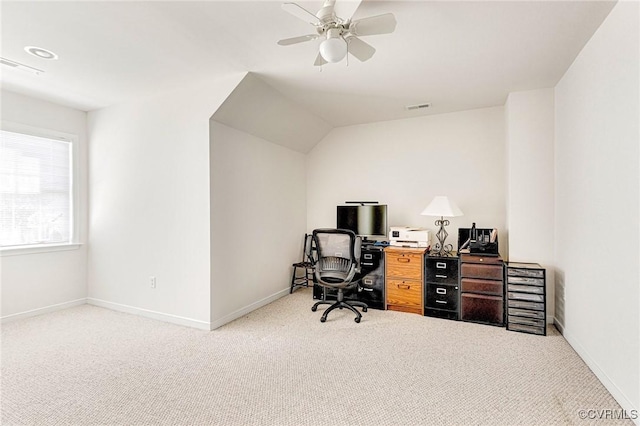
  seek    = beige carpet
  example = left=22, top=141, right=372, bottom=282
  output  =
left=1, top=288, right=631, bottom=425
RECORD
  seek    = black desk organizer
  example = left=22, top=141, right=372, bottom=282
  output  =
left=506, top=262, right=546, bottom=335
left=458, top=227, right=499, bottom=256
left=312, top=245, right=385, bottom=310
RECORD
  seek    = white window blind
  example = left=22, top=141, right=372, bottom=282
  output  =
left=0, top=129, right=73, bottom=248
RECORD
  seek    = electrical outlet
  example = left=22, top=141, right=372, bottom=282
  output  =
left=150, top=276, right=156, bottom=289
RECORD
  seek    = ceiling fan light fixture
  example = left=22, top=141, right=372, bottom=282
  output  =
left=319, top=28, right=347, bottom=63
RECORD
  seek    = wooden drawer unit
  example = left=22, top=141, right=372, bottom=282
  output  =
left=385, top=247, right=426, bottom=315
left=506, top=262, right=546, bottom=336
left=424, top=256, right=459, bottom=320
left=460, top=254, right=504, bottom=326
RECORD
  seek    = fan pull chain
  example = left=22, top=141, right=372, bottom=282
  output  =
left=346, top=39, right=350, bottom=66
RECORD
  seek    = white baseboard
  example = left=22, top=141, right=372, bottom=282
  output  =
left=553, top=316, right=565, bottom=334
left=563, top=328, right=638, bottom=425
left=86, top=298, right=211, bottom=331
left=1, top=298, right=87, bottom=323
left=210, top=287, right=290, bottom=330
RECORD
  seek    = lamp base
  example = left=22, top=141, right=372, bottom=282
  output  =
left=430, top=217, right=454, bottom=257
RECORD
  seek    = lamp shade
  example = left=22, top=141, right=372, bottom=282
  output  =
left=421, top=196, right=464, bottom=217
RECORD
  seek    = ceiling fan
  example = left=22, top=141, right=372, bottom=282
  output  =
left=277, top=0, right=396, bottom=66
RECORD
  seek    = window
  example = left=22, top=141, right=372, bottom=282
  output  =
left=0, top=128, right=75, bottom=249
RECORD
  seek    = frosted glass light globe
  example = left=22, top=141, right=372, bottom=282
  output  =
left=319, top=37, right=347, bottom=63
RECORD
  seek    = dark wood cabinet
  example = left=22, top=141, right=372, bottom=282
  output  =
left=460, top=254, right=504, bottom=326
left=424, top=256, right=459, bottom=320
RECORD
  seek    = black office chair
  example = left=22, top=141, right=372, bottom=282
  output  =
left=311, top=228, right=368, bottom=323
left=290, top=233, right=315, bottom=294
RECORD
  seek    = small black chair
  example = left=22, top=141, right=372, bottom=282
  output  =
left=311, top=228, right=368, bottom=323
left=290, top=233, right=315, bottom=294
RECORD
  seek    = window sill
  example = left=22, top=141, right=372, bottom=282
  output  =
left=0, top=243, right=83, bottom=257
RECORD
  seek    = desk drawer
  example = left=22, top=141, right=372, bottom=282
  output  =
left=508, top=292, right=544, bottom=303
left=508, top=308, right=545, bottom=320
left=507, top=268, right=544, bottom=278
left=507, top=299, right=545, bottom=311
left=425, top=283, right=459, bottom=311
left=386, top=279, right=422, bottom=308
left=508, top=323, right=545, bottom=335
left=425, top=258, right=458, bottom=284
left=508, top=315, right=545, bottom=328
left=460, top=293, right=504, bottom=325
left=461, top=278, right=503, bottom=296
left=461, top=254, right=503, bottom=265
left=386, top=252, right=423, bottom=279
left=507, top=276, right=544, bottom=286
left=461, top=263, right=503, bottom=280
left=507, top=284, right=543, bottom=294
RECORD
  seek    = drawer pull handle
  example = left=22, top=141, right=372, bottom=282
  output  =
left=363, top=287, right=373, bottom=292
left=397, top=284, right=411, bottom=290
left=364, top=254, right=373, bottom=260
left=436, top=288, right=446, bottom=295
left=435, top=274, right=447, bottom=279
left=362, top=262, right=374, bottom=266
left=436, top=262, right=446, bottom=269
left=436, top=300, right=447, bottom=304
left=398, top=258, right=410, bottom=263
left=363, top=279, right=373, bottom=285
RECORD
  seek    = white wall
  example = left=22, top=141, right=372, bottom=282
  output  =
left=505, top=89, right=555, bottom=322
left=87, top=74, right=244, bottom=330
left=555, top=0, right=639, bottom=414
left=209, top=122, right=306, bottom=328
left=307, top=107, right=506, bottom=253
left=1, top=90, right=88, bottom=319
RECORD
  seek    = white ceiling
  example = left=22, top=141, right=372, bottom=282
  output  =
left=1, top=1, right=616, bottom=127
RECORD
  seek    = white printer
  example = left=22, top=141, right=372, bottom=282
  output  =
left=389, top=226, right=431, bottom=248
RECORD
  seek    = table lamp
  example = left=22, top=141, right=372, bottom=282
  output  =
left=421, top=196, right=464, bottom=256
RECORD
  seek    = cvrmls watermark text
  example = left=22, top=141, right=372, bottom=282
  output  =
left=578, top=409, right=638, bottom=420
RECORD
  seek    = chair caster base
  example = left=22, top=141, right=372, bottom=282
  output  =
left=354, top=316, right=361, bottom=323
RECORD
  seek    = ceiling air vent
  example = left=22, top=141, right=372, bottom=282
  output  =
left=405, top=103, right=432, bottom=111
left=0, top=57, right=43, bottom=75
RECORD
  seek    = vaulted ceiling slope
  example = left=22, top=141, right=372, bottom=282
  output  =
left=212, top=73, right=332, bottom=153
left=1, top=1, right=616, bottom=127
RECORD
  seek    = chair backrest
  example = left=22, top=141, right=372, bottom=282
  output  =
left=303, top=233, right=315, bottom=264
left=312, top=229, right=361, bottom=285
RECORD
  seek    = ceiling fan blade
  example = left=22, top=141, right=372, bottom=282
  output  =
left=282, top=2, right=321, bottom=25
left=346, top=36, right=376, bottom=62
left=314, top=52, right=328, bottom=67
left=334, top=0, right=362, bottom=21
left=349, top=13, right=397, bottom=36
left=277, top=34, right=319, bottom=46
